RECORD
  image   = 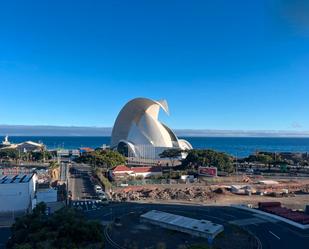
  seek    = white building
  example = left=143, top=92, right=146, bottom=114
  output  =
left=0, top=135, right=11, bottom=147
left=16, top=141, right=45, bottom=152
left=111, top=98, right=192, bottom=160
left=36, top=188, right=58, bottom=204
left=111, top=165, right=162, bottom=179
left=131, top=166, right=162, bottom=178
left=0, top=136, right=45, bottom=152
left=0, top=174, right=37, bottom=212
left=141, top=210, right=224, bottom=241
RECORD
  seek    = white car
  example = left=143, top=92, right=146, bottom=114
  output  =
left=95, top=185, right=103, bottom=192
left=245, top=169, right=254, bottom=174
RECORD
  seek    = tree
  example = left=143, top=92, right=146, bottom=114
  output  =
left=0, top=149, right=20, bottom=161
left=256, top=154, right=273, bottom=170
left=156, top=242, right=167, bottom=249
left=30, top=151, right=52, bottom=161
left=182, top=149, right=233, bottom=173
left=189, top=245, right=210, bottom=249
left=0, top=149, right=53, bottom=163
left=94, top=167, right=112, bottom=190
left=49, top=161, right=59, bottom=169
left=75, top=149, right=125, bottom=170
left=7, top=204, right=104, bottom=249
left=159, top=149, right=183, bottom=166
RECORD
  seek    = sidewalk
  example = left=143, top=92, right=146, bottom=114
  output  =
left=231, top=204, right=309, bottom=230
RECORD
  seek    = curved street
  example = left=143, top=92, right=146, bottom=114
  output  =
left=85, top=202, right=309, bottom=249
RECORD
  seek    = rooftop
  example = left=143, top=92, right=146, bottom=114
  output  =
left=0, top=174, right=35, bottom=184
left=79, top=147, right=94, bottom=152
left=140, top=210, right=224, bottom=239
left=113, top=165, right=162, bottom=174
left=20, top=141, right=44, bottom=147
left=113, top=165, right=132, bottom=172
left=132, top=166, right=162, bottom=173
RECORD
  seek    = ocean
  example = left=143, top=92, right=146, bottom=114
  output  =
left=5, top=136, right=309, bottom=157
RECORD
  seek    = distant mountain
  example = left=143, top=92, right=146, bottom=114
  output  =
left=0, top=125, right=112, bottom=136
left=174, top=129, right=309, bottom=137
left=0, top=125, right=309, bottom=137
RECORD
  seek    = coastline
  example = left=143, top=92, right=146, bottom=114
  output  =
left=2, top=136, right=309, bottom=157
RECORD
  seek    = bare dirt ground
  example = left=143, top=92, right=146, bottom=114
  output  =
left=214, top=194, right=309, bottom=210
left=111, top=176, right=309, bottom=210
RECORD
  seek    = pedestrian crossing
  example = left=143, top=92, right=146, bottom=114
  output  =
left=71, top=200, right=108, bottom=212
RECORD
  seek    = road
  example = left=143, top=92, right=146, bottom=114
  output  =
left=2, top=199, right=309, bottom=248
left=85, top=202, right=309, bottom=249
left=59, top=163, right=68, bottom=182
left=69, top=163, right=97, bottom=201
left=3, top=161, right=309, bottom=249
left=0, top=163, right=96, bottom=249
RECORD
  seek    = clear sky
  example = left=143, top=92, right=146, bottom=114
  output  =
left=0, top=0, right=309, bottom=130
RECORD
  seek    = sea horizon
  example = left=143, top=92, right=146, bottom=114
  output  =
left=1, top=124, right=309, bottom=138
left=4, top=136, right=309, bottom=158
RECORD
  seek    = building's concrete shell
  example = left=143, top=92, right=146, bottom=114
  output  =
left=111, top=98, right=192, bottom=159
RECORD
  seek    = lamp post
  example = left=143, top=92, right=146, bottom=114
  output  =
left=235, top=152, right=239, bottom=182
left=234, top=148, right=245, bottom=182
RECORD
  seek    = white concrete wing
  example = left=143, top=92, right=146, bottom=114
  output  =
left=111, top=97, right=192, bottom=159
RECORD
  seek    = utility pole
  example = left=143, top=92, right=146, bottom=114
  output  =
left=66, top=163, right=69, bottom=206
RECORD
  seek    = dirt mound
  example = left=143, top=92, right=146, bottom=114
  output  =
left=213, top=187, right=230, bottom=195
left=112, top=186, right=219, bottom=202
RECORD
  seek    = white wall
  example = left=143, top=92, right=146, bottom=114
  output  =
left=0, top=175, right=36, bottom=212
left=134, top=172, right=162, bottom=178
left=36, top=189, right=57, bottom=203
left=0, top=183, right=31, bottom=212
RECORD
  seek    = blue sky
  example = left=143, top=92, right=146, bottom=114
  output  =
left=0, top=0, right=309, bottom=130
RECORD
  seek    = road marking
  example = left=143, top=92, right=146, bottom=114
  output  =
left=272, top=221, right=309, bottom=238
left=269, top=231, right=280, bottom=240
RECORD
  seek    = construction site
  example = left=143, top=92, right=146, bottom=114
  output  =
left=111, top=175, right=309, bottom=210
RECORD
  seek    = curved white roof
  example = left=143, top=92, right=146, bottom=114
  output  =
left=111, top=98, right=192, bottom=158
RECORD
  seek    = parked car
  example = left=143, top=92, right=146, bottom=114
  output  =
left=98, top=194, right=109, bottom=204
left=245, top=168, right=254, bottom=174
left=254, top=169, right=262, bottom=175
left=95, top=185, right=103, bottom=192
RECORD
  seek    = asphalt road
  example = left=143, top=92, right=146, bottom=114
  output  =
left=2, top=201, right=309, bottom=249
left=59, top=163, right=67, bottom=182
left=85, top=202, right=309, bottom=249
left=3, top=162, right=309, bottom=249
left=69, top=163, right=97, bottom=201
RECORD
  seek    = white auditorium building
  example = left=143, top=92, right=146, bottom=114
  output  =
left=111, top=98, right=192, bottom=160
